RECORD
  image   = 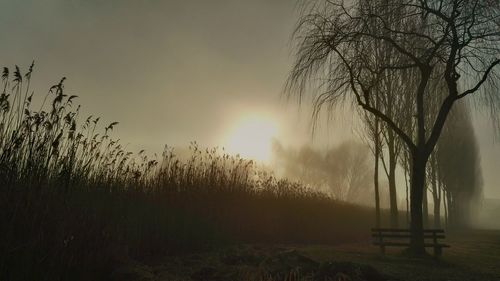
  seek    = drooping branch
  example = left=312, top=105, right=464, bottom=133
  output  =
left=456, top=59, right=500, bottom=99
left=359, top=102, right=416, bottom=151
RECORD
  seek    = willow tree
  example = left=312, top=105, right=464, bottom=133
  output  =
left=287, top=0, right=500, bottom=255
left=355, top=0, right=417, bottom=228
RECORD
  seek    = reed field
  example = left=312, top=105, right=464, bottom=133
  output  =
left=0, top=65, right=380, bottom=280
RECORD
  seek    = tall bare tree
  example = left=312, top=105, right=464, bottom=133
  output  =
left=287, top=0, right=500, bottom=254
left=356, top=0, right=417, bottom=228
left=360, top=106, right=383, bottom=227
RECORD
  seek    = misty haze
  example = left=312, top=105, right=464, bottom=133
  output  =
left=1, top=1, right=500, bottom=280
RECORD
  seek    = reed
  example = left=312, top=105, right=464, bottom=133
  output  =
left=0, top=64, right=374, bottom=280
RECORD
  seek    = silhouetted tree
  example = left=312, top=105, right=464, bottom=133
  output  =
left=287, top=0, right=500, bottom=255
left=436, top=102, right=483, bottom=228
left=355, top=0, right=418, bottom=228
left=360, top=106, right=383, bottom=227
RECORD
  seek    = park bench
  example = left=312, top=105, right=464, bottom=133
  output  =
left=371, top=228, right=450, bottom=257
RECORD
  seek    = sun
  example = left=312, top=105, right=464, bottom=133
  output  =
left=224, top=114, right=278, bottom=163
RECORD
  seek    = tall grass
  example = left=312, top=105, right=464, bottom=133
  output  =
left=0, top=64, right=375, bottom=280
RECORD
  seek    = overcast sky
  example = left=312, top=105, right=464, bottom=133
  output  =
left=1, top=0, right=499, bottom=199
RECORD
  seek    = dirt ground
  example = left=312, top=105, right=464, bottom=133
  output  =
left=111, top=229, right=500, bottom=281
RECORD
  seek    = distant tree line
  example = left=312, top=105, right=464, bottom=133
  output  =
left=272, top=140, right=374, bottom=205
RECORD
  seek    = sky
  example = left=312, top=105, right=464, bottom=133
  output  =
left=1, top=0, right=499, bottom=199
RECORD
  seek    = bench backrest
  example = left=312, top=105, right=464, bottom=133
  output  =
left=371, top=228, right=448, bottom=256
left=371, top=228, right=446, bottom=243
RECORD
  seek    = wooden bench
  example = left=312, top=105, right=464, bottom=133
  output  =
left=371, top=228, right=450, bottom=257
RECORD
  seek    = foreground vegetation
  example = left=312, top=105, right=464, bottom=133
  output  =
left=0, top=65, right=384, bottom=280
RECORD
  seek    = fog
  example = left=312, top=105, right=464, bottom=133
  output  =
left=272, top=140, right=375, bottom=205
left=1, top=0, right=499, bottom=222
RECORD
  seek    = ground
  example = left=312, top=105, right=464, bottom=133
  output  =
left=111, top=229, right=500, bottom=281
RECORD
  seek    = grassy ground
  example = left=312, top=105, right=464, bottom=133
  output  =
left=299, top=229, right=500, bottom=281
left=113, top=229, right=500, bottom=281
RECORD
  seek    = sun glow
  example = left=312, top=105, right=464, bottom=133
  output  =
left=224, top=114, right=278, bottom=163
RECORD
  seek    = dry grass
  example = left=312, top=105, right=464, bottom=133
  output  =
left=0, top=64, right=378, bottom=280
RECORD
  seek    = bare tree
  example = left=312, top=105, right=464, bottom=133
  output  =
left=359, top=108, right=383, bottom=227
left=287, top=0, right=500, bottom=254
left=370, top=0, right=411, bottom=228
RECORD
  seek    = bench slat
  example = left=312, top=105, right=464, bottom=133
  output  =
left=371, top=228, right=445, bottom=233
left=373, top=242, right=450, bottom=248
left=372, top=234, right=445, bottom=239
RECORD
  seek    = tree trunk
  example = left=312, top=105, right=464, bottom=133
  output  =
left=388, top=134, right=399, bottom=227
left=443, top=189, right=449, bottom=227
left=422, top=184, right=428, bottom=227
left=447, top=191, right=454, bottom=228
left=404, top=167, right=410, bottom=225
left=374, top=121, right=381, bottom=228
left=388, top=168, right=399, bottom=227
left=433, top=191, right=441, bottom=228
left=409, top=152, right=426, bottom=255
left=409, top=68, right=432, bottom=255
left=432, top=159, right=441, bottom=228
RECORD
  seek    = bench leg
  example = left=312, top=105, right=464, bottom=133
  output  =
left=434, top=246, right=442, bottom=257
